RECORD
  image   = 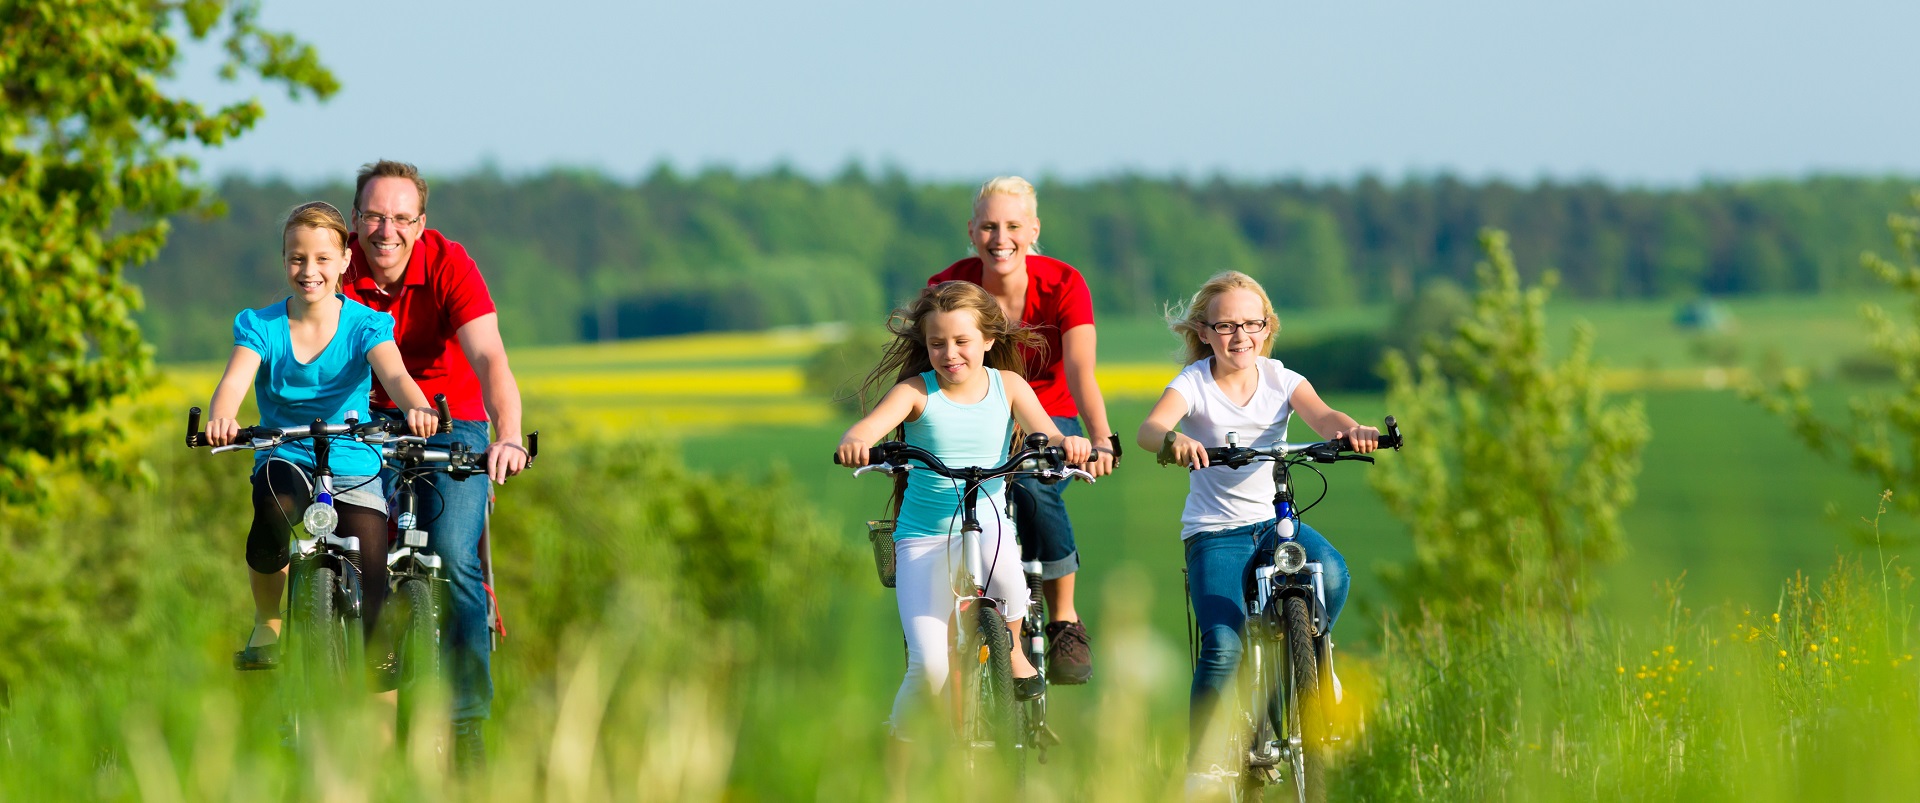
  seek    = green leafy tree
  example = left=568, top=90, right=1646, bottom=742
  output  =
left=1373, top=230, right=1648, bottom=622
left=0, top=0, right=335, bottom=502
left=1752, top=192, right=1920, bottom=521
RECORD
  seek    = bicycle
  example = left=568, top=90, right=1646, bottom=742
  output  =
left=841, top=433, right=1093, bottom=782
left=378, top=413, right=539, bottom=742
left=185, top=404, right=446, bottom=714
left=1186, top=416, right=1401, bottom=803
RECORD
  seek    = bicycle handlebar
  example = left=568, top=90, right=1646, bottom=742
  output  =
left=185, top=401, right=455, bottom=450
left=836, top=434, right=1095, bottom=486
left=1202, top=415, right=1404, bottom=469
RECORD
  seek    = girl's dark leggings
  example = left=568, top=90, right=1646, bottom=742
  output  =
left=247, top=461, right=388, bottom=639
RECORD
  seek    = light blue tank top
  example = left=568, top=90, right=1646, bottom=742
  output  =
left=896, top=369, right=1015, bottom=539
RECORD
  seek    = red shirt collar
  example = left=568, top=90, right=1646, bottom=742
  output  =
left=347, top=231, right=432, bottom=295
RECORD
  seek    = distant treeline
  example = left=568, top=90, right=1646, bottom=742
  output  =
left=136, top=169, right=1913, bottom=360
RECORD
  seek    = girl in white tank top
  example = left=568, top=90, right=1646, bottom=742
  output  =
left=833, top=281, right=1092, bottom=749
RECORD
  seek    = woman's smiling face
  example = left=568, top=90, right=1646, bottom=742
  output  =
left=284, top=225, right=349, bottom=304
left=970, top=193, right=1039, bottom=278
left=1205, top=287, right=1271, bottom=372
left=923, top=308, right=995, bottom=387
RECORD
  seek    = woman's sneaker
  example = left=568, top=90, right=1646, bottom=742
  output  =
left=1044, top=620, right=1093, bottom=684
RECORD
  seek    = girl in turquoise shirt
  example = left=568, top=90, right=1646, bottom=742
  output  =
left=836, top=281, right=1093, bottom=738
left=204, top=202, right=439, bottom=671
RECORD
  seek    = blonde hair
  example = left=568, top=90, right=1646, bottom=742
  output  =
left=1167, top=271, right=1280, bottom=365
left=282, top=201, right=352, bottom=292
left=972, top=175, right=1039, bottom=219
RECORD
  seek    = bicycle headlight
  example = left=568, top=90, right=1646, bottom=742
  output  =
left=1275, top=541, right=1309, bottom=574
left=302, top=502, right=338, bottom=537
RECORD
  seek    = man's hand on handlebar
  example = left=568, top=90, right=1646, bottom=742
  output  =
left=835, top=437, right=874, bottom=468
left=406, top=405, right=440, bottom=439
left=206, top=416, right=242, bottom=447
left=485, top=440, right=531, bottom=484
left=1336, top=425, right=1381, bottom=454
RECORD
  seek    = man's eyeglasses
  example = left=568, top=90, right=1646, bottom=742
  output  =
left=1207, top=319, right=1270, bottom=335
left=357, top=211, right=422, bottom=229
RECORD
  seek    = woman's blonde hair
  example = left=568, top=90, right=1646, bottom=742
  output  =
left=281, top=201, right=353, bottom=292
left=972, top=175, right=1040, bottom=220
left=1167, top=271, right=1279, bottom=365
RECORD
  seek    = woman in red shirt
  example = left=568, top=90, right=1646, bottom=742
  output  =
left=927, top=176, right=1118, bottom=684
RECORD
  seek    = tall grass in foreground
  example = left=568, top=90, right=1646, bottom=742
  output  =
left=1345, top=496, right=1919, bottom=802
left=3, top=405, right=1915, bottom=800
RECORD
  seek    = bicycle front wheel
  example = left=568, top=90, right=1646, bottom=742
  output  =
left=290, top=563, right=351, bottom=701
left=395, top=577, right=445, bottom=736
left=958, top=603, right=1025, bottom=784
left=1283, top=596, right=1328, bottom=803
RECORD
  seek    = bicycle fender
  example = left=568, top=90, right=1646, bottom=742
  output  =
left=320, top=553, right=364, bottom=620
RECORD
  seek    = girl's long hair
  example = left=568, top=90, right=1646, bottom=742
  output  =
left=859, top=280, right=1041, bottom=402
left=1167, top=270, right=1280, bottom=365
left=860, top=280, right=1042, bottom=516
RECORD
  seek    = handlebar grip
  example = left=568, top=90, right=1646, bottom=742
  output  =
left=186, top=407, right=205, bottom=448
left=1382, top=415, right=1402, bottom=449
left=434, top=394, right=452, bottom=435
left=527, top=431, right=539, bottom=461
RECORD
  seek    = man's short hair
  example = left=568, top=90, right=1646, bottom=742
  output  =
left=354, top=159, right=430, bottom=216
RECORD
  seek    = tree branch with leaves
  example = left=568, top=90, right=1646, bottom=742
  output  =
left=0, top=0, right=335, bottom=502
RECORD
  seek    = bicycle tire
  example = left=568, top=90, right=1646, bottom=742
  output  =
left=395, top=577, right=444, bottom=734
left=291, top=563, right=350, bottom=701
left=960, top=603, right=1025, bottom=784
left=1283, top=596, right=1327, bottom=803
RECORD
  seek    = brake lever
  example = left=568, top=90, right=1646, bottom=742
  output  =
left=852, top=463, right=910, bottom=478
left=1341, top=454, right=1376, bottom=464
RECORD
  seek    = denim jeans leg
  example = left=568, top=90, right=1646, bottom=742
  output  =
left=1293, top=522, right=1349, bottom=631
left=1007, top=415, right=1083, bottom=582
left=418, top=419, right=493, bottom=721
left=1184, top=522, right=1262, bottom=757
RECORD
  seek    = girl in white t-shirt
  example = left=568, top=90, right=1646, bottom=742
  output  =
left=1134, top=271, right=1379, bottom=771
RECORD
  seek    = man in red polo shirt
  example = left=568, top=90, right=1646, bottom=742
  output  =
left=342, top=160, right=527, bottom=770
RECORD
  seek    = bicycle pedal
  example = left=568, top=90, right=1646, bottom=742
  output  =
left=1036, top=724, right=1062, bottom=747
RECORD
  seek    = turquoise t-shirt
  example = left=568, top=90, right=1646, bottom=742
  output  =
left=233, top=296, right=395, bottom=477
left=895, top=369, right=1015, bottom=539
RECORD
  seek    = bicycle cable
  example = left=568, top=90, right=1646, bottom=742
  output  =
left=1292, top=459, right=1331, bottom=517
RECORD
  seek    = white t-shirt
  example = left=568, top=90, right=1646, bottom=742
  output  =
left=1166, top=356, right=1308, bottom=539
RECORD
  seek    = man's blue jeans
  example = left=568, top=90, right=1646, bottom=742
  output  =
left=384, top=417, right=494, bottom=721
left=1184, top=518, right=1347, bottom=753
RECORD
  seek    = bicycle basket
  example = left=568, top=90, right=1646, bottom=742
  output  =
left=866, top=519, right=897, bottom=588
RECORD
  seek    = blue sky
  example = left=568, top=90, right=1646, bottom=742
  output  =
left=173, top=0, right=1920, bottom=185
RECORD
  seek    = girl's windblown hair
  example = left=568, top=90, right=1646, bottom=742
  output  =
left=1167, top=270, right=1279, bottom=365
left=858, top=280, right=1042, bottom=408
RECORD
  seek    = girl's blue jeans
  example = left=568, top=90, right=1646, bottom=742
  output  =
left=1183, top=518, right=1348, bottom=754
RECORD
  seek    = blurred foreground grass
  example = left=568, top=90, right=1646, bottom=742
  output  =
left=2, top=396, right=1913, bottom=800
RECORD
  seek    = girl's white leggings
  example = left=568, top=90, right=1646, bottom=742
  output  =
left=890, top=510, right=1031, bottom=729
